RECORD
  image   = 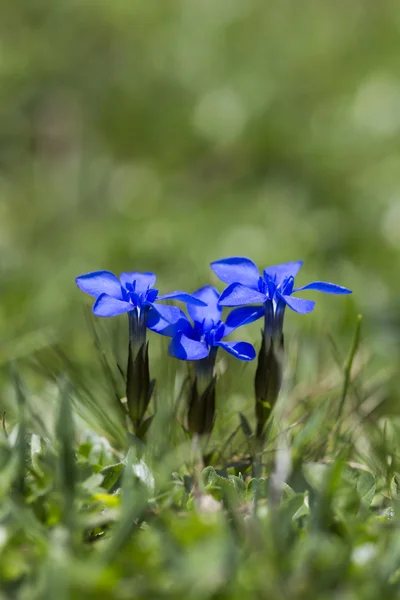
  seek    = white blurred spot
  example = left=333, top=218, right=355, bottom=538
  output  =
left=193, top=87, right=247, bottom=145
left=197, top=494, right=221, bottom=513
left=352, top=543, right=377, bottom=566
left=0, top=527, right=6, bottom=549
left=132, top=459, right=155, bottom=491
left=352, top=74, right=400, bottom=136
left=256, top=505, right=269, bottom=519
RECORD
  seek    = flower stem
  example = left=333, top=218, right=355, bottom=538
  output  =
left=128, top=308, right=148, bottom=359
left=194, top=348, right=218, bottom=396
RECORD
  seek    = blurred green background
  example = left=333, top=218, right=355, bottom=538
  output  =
left=0, top=0, right=399, bottom=371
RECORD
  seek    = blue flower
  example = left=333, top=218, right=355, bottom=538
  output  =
left=211, top=257, right=352, bottom=439
left=210, top=257, right=352, bottom=338
left=152, top=285, right=256, bottom=362
left=75, top=270, right=206, bottom=348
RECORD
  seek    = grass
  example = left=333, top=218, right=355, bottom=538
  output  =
left=0, top=311, right=398, bottom=600
left=1, top=2, right=400, bottom=597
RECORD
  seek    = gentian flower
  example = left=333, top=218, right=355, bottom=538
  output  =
left=211, top=257, right=352, bottom=439
left=150, top=285, right=256, bottom=437
left=76, top=270, right=207, bottom=437
left=211, top=257, right=352, bottom=341
left=75, top=270, right=205, bottom=354
left=160, top=285, right=256, bottom=364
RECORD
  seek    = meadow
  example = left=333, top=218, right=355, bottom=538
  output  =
left=1, top=1, right=400, bottom=598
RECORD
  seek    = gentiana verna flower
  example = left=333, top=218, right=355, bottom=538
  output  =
left=153, top=285, right=256, bottom=363
left=150, top=285, right=256, bottom=437
left=76, top=270, right=206, bottom=437
left=76, top=270, right=205, bottom=348
left=211, top=257, right=352, bottom=339
left=211, top=257, right=352, bottom=439
left=76, top=270, right=205, bottom=321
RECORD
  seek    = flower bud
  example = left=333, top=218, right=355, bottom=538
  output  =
left=254, top=308, right=284, bottom=440
left=187, top=348, right=217, bottom=436
left=187, top=377, right=216, bottom=436
left=126, top=341, right=155, bottom=437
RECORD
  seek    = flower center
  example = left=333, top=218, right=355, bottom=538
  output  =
left=123, top=281, right=158, bottom=307
left=202, top=320, right=225, bottom=347
left=260, top=274, right=277, bottom=301
left=258, top=276, right=267, bottom=294
left=279, top=276, right=294, bottom=295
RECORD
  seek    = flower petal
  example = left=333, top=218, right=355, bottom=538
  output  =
left=120, top=272, right=156, bottom=293
left=151, top=302, right=182, bottom=324
left=215, top=340, right=256, bottom=361
left=280, top=294, right=315, bottom=314
left=93, top=293, right=134, bottom=317
left=186, top=286, right=221, bottom=326
left=76, top=271, right=122, bottom=299
left=147, top=306, right=192, bottom=337
left=157, top=291, right=207, bottom=306
left=263, top=261, right=303, bottom=285
left=219, top=283, right=266, bottom=307
left=224, top=305, right=265, bottom=335
left=210, top=256, right=260, bottom=288
left=294, top=281, right=352, bottom=294
left=169, top=333, right=209, bottom=361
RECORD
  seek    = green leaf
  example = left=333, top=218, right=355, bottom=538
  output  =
left=201, top=466, right=219, bottom=488
left=82, top=473, right=104, bottom=493
left=356, top=472, right=376, bottom=508
left=56, top=382, right=76, bottom=526
left=390, top=474, right=400, bottom=500
left=246, top=478, right=268, bottom=502
left=238, top=412, right=253, bottom=439
left=101, top=463, right=124, bottom=491
left=201, top=467, right=241, bottom=507
left=136, top=415, right=154, bottom=440
left=281, top=482, right=297, bottom=500
left=282, top=492, right=310, bottom=521
left=342, top=467, right=376, bottom=508
left=30, top=434, right=45, bottom=479
left=12, top=369, right=27, bottom=495
left=204, top=484, right=224, bottom=502
left=228, top=475, right=246, bottom=499
left=100, top=449, right=148, bottom=565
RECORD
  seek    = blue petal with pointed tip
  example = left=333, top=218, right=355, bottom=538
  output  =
left=224, top=305, right=265, bottom=335
left=187, top=286, right=221, bottom=325
left=147, top=307, right=191, bottom=337
left=280, top=294, right=315, bottom=314
left=216, top=340, right=256, bottom=361
left=210, top=256, right=260, bottom=289
left=76, top=271, right=122, bottom=299
left=151, top=303, right=182, bottom=324
left=169, top=333, right=209, bottom=360
left=158, top=291, right=207, bottom=306
left=93, top=293, right=134, bottom=317
left=120, top=272, right=156, bottom=292
left=219, top=283, right=266, bottom=307
left=263, top=261, right=303, bottom=285
left=294, top=281, right=352, bottom=294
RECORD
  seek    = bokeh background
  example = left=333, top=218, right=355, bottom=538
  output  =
left=0, top=0, right=399, bottom=381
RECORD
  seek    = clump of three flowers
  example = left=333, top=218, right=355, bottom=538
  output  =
left=76, top=259, right=351, bottom=440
